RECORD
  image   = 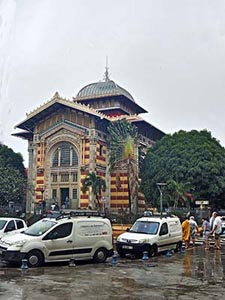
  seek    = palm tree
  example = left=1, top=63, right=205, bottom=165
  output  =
left=82, top=172, right=106, bottom=209
left=108, top=119, right=139, bottom=214
left=167, top=179, right=193, bottom=209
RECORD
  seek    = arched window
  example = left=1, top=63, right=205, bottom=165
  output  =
left=52, top=142, right=78, bottom=167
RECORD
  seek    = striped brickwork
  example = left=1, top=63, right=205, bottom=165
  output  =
left=35, top=142, right=46, bottom=203
left=110, top=172, right=129, bottom=211
left=79, top=139, right=107, bottom=208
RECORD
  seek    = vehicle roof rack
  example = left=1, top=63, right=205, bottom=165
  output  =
left=55, top=210, right=106, bottom=220
left=142, top=213, right=177, bottom=219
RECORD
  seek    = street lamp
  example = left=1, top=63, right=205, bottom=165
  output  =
left=40, top=187, right=46, bottom=214
left=157, top=183, right=167, bottom=215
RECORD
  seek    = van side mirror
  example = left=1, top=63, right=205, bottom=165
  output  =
left=126, top=228, right=130, bottom=232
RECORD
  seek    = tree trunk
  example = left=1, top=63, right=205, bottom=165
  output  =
left=127, top=160, right=139, bottom=215
left=89, top=186, right=95, bottom=209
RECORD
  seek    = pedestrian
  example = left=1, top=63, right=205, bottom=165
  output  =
left=210, top=211, right=216, bottom=231
left=211, top=212, right=222, bottom=250
left=65, top=196, right=70, bottom=209
left=202, top=217, right=211, bottom=250
left=189, top=216, right=198, bottom=247
left=181, top=216, right=191, bottom=249
left=42, top=199, right=46, bottom=214
left=54, top=202, right=59, bottom=211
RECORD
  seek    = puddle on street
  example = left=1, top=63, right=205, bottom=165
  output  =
left=0, top=247, right=225, bottom=300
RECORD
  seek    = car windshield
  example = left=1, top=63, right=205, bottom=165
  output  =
left=129, top=221, right=159, bottom=234
left=24, top=219, right=57, bottom=236
left=0, top=220, right=7, bottom=230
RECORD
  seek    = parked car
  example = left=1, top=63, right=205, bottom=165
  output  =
left=0, top=211, right=113, bottom=267
left=116, top=215, right=183, bottom=258
left=0, top=217, right=27, bottom=238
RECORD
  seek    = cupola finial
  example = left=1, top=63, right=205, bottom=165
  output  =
left=103, top=56, right=110, bottom=81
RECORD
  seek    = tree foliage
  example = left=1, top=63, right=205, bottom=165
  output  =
left=82, top=172, right=106, bottom=209
left=0, top=143, right=25, bottom=174
left=140, top=130, right=225, bottom=208
left=108, top=119, right=139, bottom=214
left=0, top=143, right=26, bottom=206
left=165, top=179, right=194, bottom=209
left=108, top=119, right=138, bottom=170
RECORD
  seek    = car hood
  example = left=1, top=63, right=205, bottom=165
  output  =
left=0, top=232, right=36, bottom=245
left=0, top=227, right=27, bottom=238
left=118, top=232, right=154, bottom=243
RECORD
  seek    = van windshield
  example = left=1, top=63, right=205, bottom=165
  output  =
left=24, top=219, right=57, bottom=236
left=129, top=221, right=159, bottom=235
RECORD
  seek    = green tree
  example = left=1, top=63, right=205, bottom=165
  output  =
left=0, top=143, right=26, bottom=206
left=0, top=143, right=25, bottom=175
left=82, top=172, right=106, bottom=209
left=140, top=130, right=225, bottom=208
left=108, top=119, right=139, bottom=214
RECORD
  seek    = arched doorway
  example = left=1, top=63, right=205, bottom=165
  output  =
left=49, top=142, right=79, bottom=209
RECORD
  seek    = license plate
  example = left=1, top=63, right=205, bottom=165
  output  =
left=122, top=245, right=133, bottom=249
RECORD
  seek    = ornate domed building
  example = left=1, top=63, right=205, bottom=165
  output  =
left=14, top=70, right=164, bottom=214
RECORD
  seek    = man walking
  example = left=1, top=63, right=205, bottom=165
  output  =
left=211, top=212, right=222, bottom=250
left=210, top=211, right=216, bottom=231
left=189, top=216, right=198, bottom=247
left=182, top=216, right=191, bottom=249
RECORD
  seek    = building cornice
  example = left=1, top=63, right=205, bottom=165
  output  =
left=14, top=92, right=111, bottom=131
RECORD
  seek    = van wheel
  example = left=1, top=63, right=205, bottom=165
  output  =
left=149, top=245, right=157, bottom=257
left=94, top=248, right=108, bottom=263
left=26, top=250, right=44, bottom=267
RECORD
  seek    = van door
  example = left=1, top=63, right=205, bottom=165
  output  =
left=157, top=222, right=170, bottom=252
left=42, top=222, right=74, bottom=261
left=74, top=220, right=111, bottom=259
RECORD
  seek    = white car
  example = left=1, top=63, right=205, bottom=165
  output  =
left=0, top=217, right=27, bottom=238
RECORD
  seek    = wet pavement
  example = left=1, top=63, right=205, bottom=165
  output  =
left=0, top=246, right=225, bottom=300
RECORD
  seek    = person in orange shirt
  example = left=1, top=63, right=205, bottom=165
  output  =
left=182, top=217, right=191, bottom=249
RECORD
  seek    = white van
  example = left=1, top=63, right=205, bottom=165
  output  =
left=0, top=211, right=113, bottom=267
left=116, top=215, right=182, bottom=258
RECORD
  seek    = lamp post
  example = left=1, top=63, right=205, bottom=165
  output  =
left=157, top=183, right=167, bottom=215
left=41, top=187, right=46, bottom=214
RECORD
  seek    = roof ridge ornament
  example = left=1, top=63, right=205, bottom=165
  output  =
left=103, top=56, right=110, bottom=81
left=52, top=91, right=60, bottom=99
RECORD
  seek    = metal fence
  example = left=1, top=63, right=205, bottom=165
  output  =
left=0, top=204, right=25, bottom=217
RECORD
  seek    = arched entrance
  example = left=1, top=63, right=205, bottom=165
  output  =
left=48, top=141, right=80, bottom=209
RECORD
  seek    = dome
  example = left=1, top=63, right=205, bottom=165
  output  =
left=75, top=79, right=135, bottom=102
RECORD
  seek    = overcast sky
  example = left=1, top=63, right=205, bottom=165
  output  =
left=1, top=0, right=225, bottom=167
